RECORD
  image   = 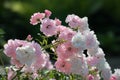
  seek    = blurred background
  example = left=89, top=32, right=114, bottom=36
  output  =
left=0, top=0, right=120, bottom=69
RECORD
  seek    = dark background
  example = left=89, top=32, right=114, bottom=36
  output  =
left=0, top=0, right=120, bottom=68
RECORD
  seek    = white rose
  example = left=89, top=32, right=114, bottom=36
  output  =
left=16, top=46, right=36, bottom=66
left=71, top=32, right=86, bottom=50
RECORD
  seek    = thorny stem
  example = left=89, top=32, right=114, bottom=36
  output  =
left=42, top=39, right=66, bottom=50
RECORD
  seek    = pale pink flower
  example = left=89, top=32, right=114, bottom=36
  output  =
left=71, top=32, right=86, bottom=49
left=31, top=41, right=42, bottom=55
left=56, top=42, right=78, bottom=59
left=7, top=68, right=16, bottom=80
left=87, top=47, right=99, bottom=56
left=19, top=41, right=44, bottom=67
left=86, top=74, right=95, bottom=80
left=84, top=30, right=99, bottom=49
left=58, top=28, right=76, bottom=41
left=65, top=14, right=81, bottom=28
left=21, top=49, right=50, bottom=72
left=65, top=14, right=89, bottom=31
left=26, top=34, right=33, bottom=41
left=55, top=58, right=71, bottom=74
left=95, top=57, right=105, bottom=70
left=4, top=39, right=27, bottom=59
left=86, top=56, right=100, bottom=66
left=94, top=74, right=101, bottom=80
left=55, top=18, right=61, bottom=26
left=57, top=25, right=69, bottom=33
left=96, top=59, right=111, bottom=71
left=32, top=72, right=39, bottom=79
left=45, top=9, right=52, bottom=17
left=21, top=66, right=33, bottom=73
left=31, top=52, right=47, bottom=71
left=30, top=12, right=45, bottom=25
left=69, top=55, right=88, bottom=76
left=95, top=48, right=105, bottom=58
left=10, top=58, right=23, bottom=68
left=101, top=68, right=112, bottom=80
left=45, top=61, right=53, bottom=70
left=44, top=52, right=53, bottom=70
left=4, top=39, right=17, bottom=58
left=95, top=60, right=112, bottom=80
left=40, top=18, right=57, bottom=36
left=79, top=17, right=89, bottom=32
left=4, top=39, right=49, bottom=71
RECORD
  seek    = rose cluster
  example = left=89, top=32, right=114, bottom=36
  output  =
left=3, top=10, right=120, bottom=80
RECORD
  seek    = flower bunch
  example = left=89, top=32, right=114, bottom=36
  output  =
left=1, top=10, right=120, bottom=80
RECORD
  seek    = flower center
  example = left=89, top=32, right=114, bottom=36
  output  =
left=67, top=47, right=72, bottom=51
left=46, top=25, right=51, bottom=29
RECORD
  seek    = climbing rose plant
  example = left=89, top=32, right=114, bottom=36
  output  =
left=0, top=10, right=120, bottom=80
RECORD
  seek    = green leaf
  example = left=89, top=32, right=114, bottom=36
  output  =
left=0, top=29, right=5, bottom=35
